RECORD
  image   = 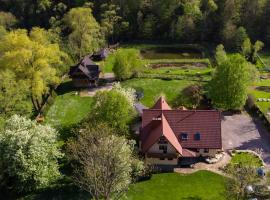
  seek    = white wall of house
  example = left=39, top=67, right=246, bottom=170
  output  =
left=148, top=142, right=177, bottom=154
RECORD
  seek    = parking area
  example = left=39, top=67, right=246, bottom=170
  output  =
left=222, top=113, right=270, bottom=166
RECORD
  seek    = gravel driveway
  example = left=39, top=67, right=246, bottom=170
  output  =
left=222, top=113, right=270, bottom=167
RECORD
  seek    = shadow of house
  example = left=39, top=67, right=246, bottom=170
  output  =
left=69, top=55, right=100, bottom=88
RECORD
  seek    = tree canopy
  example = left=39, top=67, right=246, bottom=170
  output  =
left=1, top=0, right=270, bottom=47
left=0, top=28, right=68, bottom=112
left=0, top=115, right=63, bottom=193
left=209, top=53, right=252, bottom=110
left=64, top=7, right=104, bottom=61
left=112, top=49, right=144, bottom=81
left=67, top=123, right=143, bottom=200
left=89, top=84, right=136, bottom=136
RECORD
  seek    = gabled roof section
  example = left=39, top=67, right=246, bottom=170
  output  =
left=161, top=114, right=183, bottom=154
left=69, top=54, right=100, bottom=79
left=141, top=114, right=183, bottom=155
left=151, top=96, right=171, bottom=110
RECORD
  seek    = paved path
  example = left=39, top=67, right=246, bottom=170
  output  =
left=80, top=84, right=113, bottom=97
left=222, top=113, right=270, bottom=167
left=174, top=152, right=231, bottom=176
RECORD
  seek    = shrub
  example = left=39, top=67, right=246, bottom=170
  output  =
left=113, top=49, right=144, bottom=80
left=174, top=84, right=203, bottom=109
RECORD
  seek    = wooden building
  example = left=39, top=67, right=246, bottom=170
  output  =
left=69, top=55, right=100, bottom=88
left=91, top=48, right=109, bottom=61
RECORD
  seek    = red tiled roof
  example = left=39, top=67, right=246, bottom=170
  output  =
left=151, top=96, right=171, bottom=110
left=141, top=114, right=183, bottom=155
left=140, top=98, right=222, bottom=154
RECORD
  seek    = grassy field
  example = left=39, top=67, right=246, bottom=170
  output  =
left=45, top=81, right=93, bottom=128
left=22, top=171, right=226, bottom=200
left=126, top=171, right=226, bottom=200
left=230, top=152, right=263, bottom=168
left=121, top=78, right=200, bottom=107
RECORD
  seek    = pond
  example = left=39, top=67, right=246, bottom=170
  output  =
left=140, top=47, right=203, bottom=59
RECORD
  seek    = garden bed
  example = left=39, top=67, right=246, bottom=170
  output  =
left=150, top=62, right=208, bottom=69
left=229, top=151, right=263, bottom=168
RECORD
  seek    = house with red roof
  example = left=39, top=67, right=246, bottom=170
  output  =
left=139, top=97, right=222, bottom=165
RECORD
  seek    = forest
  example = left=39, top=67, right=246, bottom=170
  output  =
left=1, top=0, right=270, bottom=46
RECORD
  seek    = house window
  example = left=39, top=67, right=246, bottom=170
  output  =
left=204, top=149, right=209, bottom=153
left=180, top=133, right=188, bottom=141
left=168, top=158, right=173, bottom=161
left=160, top=158, right=165, bottom=160
left=159, top=145, right=167, bottom=154
left=194, top=133, right=201, bottom=141
left=158, top=136, right=168, bottom=144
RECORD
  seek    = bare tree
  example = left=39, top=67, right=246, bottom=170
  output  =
left=67, top=123, right=143, bottom=200
left=225, top=164, right=259, bottom=200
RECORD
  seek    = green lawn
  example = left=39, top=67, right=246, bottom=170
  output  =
left=249, top=79, right=270, bottom=114
left=230, top=152, right=263, bottom=168
left=121, top=78, right=200, bottom=107
left=126, top=171, right=226, bottom=200
left=45, top=91, right=93, bottom=128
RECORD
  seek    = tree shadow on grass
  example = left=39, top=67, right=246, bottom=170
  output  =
left=23, top=182, right=90, bottom=200
left=56, top=81, right=77, bottom=96
left=256, top=86, right=270, bottom=93
left=182, top=196, right=202, bottom=200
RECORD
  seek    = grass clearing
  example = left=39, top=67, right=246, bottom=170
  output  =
left=126, top=171, right=226, bottom=200
left=45, top=81, right=93, bottom=128
left=121, top=78, right=199, bottom=107
left=45, top=93, right=93, bottom=128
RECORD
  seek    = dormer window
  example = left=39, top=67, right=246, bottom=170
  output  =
left=194, top=133, right=201, bottom=141
left=180, top=133, right=188, bottom=141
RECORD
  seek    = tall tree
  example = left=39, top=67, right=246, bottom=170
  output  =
left=100, top=3, right=122, bottom=43
left=67, top=123, right=144, bottom=200
left=209, top=53, right=251, bottom=110
left=0, top=115, right=63, bottom=193
left=0, top=28, right=68, bottom=112
left=64, top=7, right=104, bottom=61
left=0, top=70, right=32, bottom=119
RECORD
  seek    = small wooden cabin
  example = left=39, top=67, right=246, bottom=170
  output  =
left=69, top=55, right=100, bottom=88
left=91, top=48, right=109, bottom=61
